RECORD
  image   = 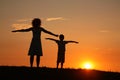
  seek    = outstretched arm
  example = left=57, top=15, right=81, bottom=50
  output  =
left=12, top=28, right=32, bottom=32
left=66, top=41, right=79, bottom=44
left=45, top=38, right=57, bottom=42
left=42, top=28, right=58, bottom=37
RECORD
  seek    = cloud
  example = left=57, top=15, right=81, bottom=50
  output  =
left=16, top=18, right=32, bottom=22
left=12, top=23, right=31, bottom=30
left=11, top=18, right=32, bottom=30
left=99, top=30, right=109, bottom=33
left=46, top=17, right=65, bottom=21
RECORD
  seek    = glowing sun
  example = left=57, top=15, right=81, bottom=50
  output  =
left=83, top=62, right=93, bottom=69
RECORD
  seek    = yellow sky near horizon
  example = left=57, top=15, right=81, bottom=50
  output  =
left=0, top=0, right=120, bottom=72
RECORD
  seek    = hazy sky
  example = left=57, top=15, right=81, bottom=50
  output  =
left=0, top=0, right=120, bottom=72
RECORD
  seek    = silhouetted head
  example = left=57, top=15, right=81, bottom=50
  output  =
left=32, top=18, right=41, bottom=27
left=59, top=34, right=64, bottom=41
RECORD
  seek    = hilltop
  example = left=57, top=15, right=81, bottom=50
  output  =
left=0, top=66, right=120, bottom=80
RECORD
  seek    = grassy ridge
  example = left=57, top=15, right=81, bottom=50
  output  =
left=0, top=66, right=120, bottom=80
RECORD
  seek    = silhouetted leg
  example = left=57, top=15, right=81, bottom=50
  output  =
left=30, top=55, right=34, bottom=67
left=57, top=62, right=59, bottom=69
left=61, top=62, right=63, bottom=69
left=36, top=55, right=40, bottom=67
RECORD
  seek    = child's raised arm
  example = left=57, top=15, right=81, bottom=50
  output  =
left=12, top=28, right=32, bottom=32
left=66, top=41, right=79, bottom=44
left=45, top=38, right=57, bottom=42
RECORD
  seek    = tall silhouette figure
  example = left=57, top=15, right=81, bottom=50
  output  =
left=12, top=18, right=58, bottom=67
left=46, top=34, right=79, bottom=69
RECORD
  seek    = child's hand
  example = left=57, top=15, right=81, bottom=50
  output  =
left=45, top=38, right=49, bottom=40
left=12, top=30, right=17, bottom=32
left=75, top=42, right=79, bottom=44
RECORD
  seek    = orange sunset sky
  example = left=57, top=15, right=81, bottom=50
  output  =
left=0, top=0, right=120, bottom=72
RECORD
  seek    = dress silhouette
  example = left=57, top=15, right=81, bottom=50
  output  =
left=46, top=34, right=79, bottom=69
left=12, top=18, right=58, bottom=67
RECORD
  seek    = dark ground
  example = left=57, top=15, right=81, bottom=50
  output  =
left=0, top=66, right=120, bottom=80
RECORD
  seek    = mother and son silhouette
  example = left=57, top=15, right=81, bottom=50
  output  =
left=12, top=18, right=79, bottom=69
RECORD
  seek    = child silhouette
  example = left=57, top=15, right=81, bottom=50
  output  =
left=12, top=18, right=58, bottom=67
left=46, top=34, right=79, bottom=69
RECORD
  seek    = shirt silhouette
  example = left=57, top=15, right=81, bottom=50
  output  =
left=46, top=34, right=79, bottom=69
left=12, top=18, right=58, bottom=67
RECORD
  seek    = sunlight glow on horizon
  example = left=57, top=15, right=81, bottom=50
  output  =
left=84, top=63, right=92, bottom=69
left=81, top=61, right=94, bottom=69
